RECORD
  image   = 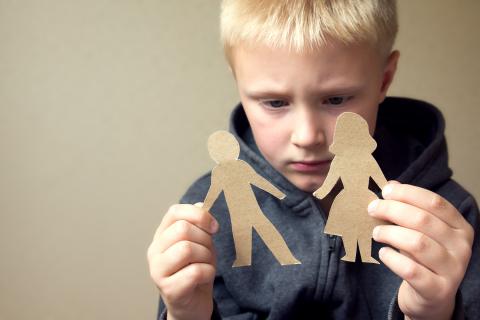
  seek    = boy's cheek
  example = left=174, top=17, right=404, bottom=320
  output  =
left=250, top=127, right=290, bottom=158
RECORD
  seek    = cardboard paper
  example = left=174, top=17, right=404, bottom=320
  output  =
left=313, top=112, right=387, bottom=264
left=203, top=130, right=300, bottom=267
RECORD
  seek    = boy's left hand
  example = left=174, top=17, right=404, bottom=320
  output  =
left=368, top=182, right=474, bottom=320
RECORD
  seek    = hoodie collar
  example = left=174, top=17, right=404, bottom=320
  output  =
left=374, top=97, right=452, bottom=189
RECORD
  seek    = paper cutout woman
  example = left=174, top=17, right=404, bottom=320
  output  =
left=203, top=131, right=300, bottom=267
left=313, top=112, right=387, bottom=264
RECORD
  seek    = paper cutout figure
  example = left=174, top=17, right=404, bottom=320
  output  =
left=203, top=131, right=300, bottom=267
left=313, top=112, right=387, bottom=264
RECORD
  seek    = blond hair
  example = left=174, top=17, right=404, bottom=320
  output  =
left=221, top=0, right=398, bottom=62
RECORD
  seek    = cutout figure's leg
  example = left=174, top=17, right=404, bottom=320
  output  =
left=358, top=235, right=379, bottom=264
left=254, top=215, right=300, bottom=265
left=231, top=224, right=253, bottom=267
left=340, top=235, right=357, bottom=262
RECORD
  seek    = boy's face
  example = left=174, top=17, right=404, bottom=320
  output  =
left=231, top=41, right=398, bottom=192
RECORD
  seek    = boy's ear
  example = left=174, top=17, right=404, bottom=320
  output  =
left=228, top=65, right=237, bottom=80
left=379, top=50, right=400, bottom=103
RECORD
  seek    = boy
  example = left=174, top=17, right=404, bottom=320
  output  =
left=147, top=0, right=479, bottom=319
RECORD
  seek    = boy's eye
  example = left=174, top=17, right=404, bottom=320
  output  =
left=325, top=96, right=348, bottom=106
left=263, top=100, right=289, bottom=108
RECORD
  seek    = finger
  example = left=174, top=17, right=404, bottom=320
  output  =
left=160, top=263, right=216, bottom=304
left=154, top=240, right=215, bottom=278
left=155, top=220, right=214, bottom=253
left=381, top=184, right=465, bottom=229
left=379, top=246, right=444, bottom=301
left=387, top=180, right=401, bottom=185
left=368, top=199, right=454, bottom=248
left=373, top=225, right=453, bottom=275
left=147, top=221, right=214, bottom=265
left=157, top=204, right=219, bottom=236
left=148, top=240, right=215, bottom=289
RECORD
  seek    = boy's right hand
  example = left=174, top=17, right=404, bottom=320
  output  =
left=147, top=203, right=219, bottom=320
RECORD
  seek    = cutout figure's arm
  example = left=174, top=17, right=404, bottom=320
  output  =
left=369, top=156, right=388, bottom=190
left=203, top=169, right=223, bottom=212
left=248, top=165, right=285, bottom=200
left=313, top=158, right=340, bottom=199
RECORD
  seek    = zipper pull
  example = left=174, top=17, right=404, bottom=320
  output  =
left=328, top=235, right=336, bottom=252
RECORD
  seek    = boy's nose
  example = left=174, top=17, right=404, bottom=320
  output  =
left=290, top=109, right=325, bottom=148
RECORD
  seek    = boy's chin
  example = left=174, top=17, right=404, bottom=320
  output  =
left=289, top=176, right=325, bottom=193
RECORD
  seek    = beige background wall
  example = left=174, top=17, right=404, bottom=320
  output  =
left=0, top=1, right=478, bottom=319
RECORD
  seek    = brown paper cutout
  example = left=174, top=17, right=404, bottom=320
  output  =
left=203, top=130, right=300, bottom=267
left=313, top=112, right=387, bottom=264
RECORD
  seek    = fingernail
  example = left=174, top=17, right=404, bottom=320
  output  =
left=372, top=226, right=380, bottom=240
left=378, top=247, right=386, bottom=259
left=368, top=199, right=379, bottom=213
left=382, top=184, right=394, bottom=198
left=210, top=219, right=219, bottom=233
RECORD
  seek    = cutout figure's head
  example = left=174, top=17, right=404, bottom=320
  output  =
left=208, top=130, right=241, bottom=163
left=329, top=112, right=377, bottom=155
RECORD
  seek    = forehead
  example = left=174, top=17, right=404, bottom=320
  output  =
left=231, top=42, right=383, bottom=94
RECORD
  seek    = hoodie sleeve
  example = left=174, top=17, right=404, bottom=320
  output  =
left=156, top=297, right=223, bottom=320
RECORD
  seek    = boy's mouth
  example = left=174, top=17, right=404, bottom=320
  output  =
left=289, top=160, right=332, bottom=173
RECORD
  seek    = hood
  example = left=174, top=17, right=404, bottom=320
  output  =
left=373, top=97, right=452, bottom=189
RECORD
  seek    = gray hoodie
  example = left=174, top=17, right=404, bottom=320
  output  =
left=158, top=97, right=479, bottom=319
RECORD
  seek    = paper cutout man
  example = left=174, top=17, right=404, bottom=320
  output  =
left=203, top=131, right=300, bottom=267
left=313, top=112, right=387, bottom=264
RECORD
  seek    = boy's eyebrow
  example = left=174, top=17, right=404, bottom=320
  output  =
left=243, top=89, right=290, bottom=99
left=243, top=84, right=364, bottom=99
